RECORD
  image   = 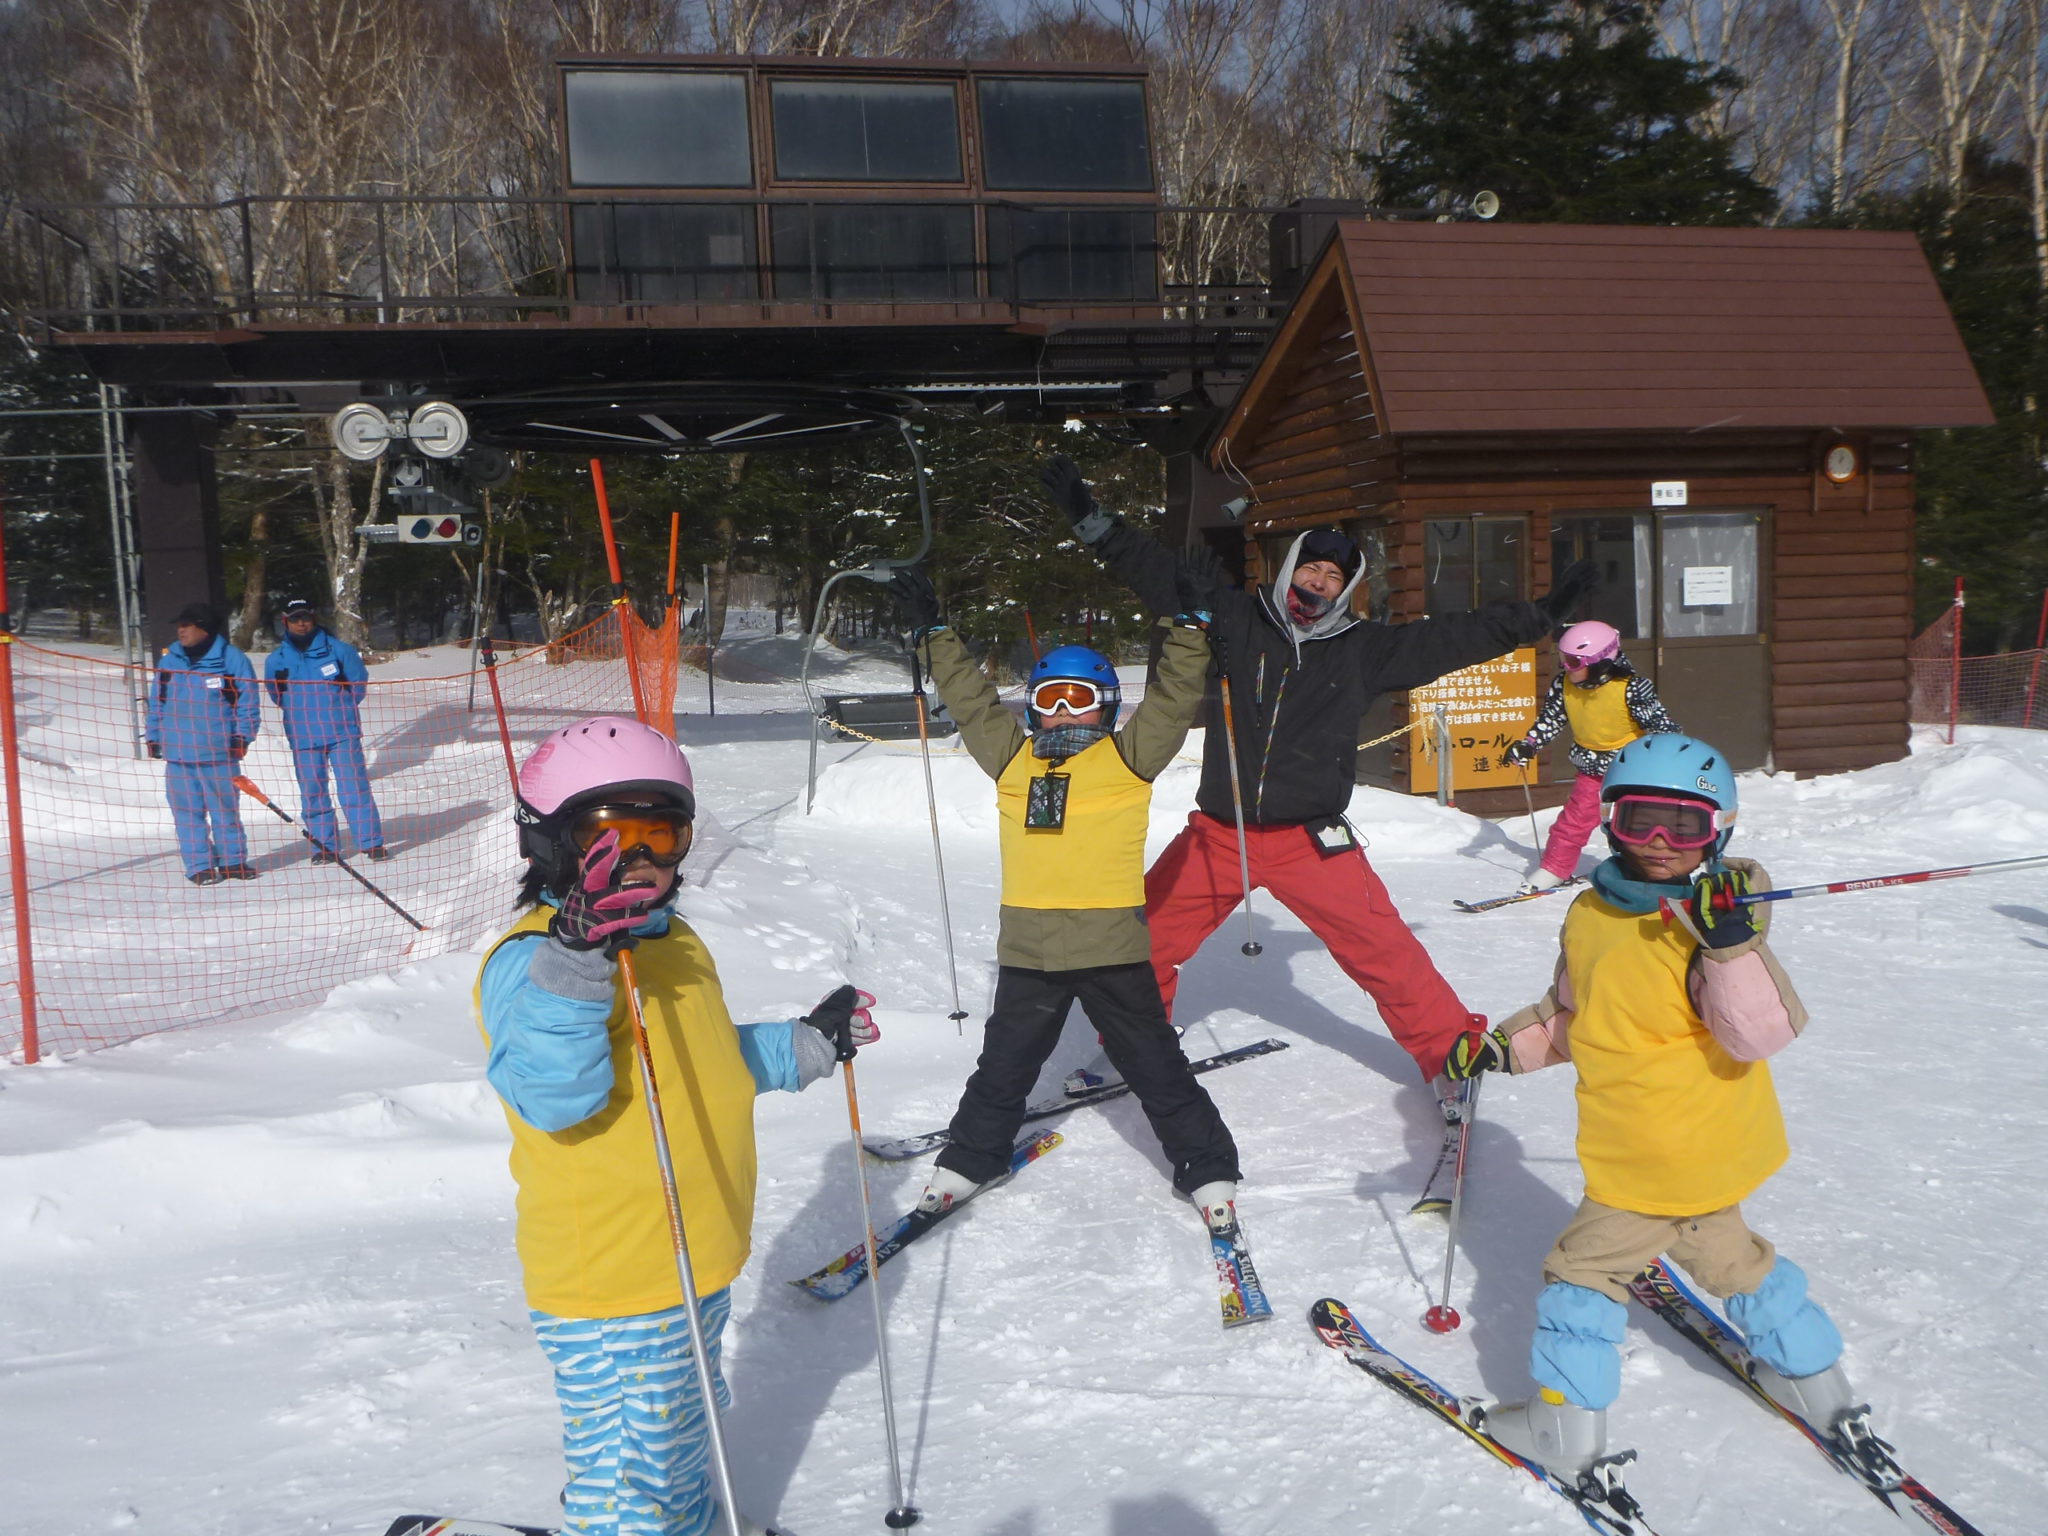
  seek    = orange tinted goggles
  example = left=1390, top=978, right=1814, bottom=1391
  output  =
left=570, top=805, right=694, bottom=863
left=1030, top=679, right=1106, bottom=717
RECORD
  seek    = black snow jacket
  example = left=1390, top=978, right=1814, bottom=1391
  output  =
left=1094, top=521, right=1554, bottom=825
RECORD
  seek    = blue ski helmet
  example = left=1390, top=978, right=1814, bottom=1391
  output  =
left=1027, top=644, right=1121, bottom=730
left=1602, top=733, right=1738, bottom=852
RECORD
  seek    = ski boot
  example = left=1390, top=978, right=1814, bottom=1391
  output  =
left=914, top=1166, right=982, bottom=1216
left=1515, top=868, right=1571, bottom=897
left=1478, top=1392, right=1646, bottom=1522
left=1752, top=1362, right=1903, bottom=1490
left=1062, top=1066, right=1107, bottom=1097
left=1188, top=1180, right=1241, bottom=1237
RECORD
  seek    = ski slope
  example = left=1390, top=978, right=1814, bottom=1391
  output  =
left=3, top=660, right=2045, bottom=1536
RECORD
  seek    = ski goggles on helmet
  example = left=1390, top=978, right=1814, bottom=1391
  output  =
left=1605, top=793, right=1723, bottom=849
left=1030, top=678, right=1109, bottom=718
left=570, top=804, right=694, bottom=865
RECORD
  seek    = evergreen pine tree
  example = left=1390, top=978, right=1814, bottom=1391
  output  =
left=1368, top=0, right=1776, bottom=226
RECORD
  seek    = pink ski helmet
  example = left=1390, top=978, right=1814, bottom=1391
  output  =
left=1558, top=620, right=1622, bottom=668
left=515, top=716, right=695, bottom=872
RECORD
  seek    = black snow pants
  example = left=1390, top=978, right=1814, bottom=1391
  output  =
left=934, top=961, right=1241, bottom=1195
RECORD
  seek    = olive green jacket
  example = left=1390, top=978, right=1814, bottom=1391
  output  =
left=921, top=621, right=1209, bottom=970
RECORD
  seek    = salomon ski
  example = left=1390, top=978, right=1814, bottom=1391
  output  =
left=1455, top=880, right=1580, bottom=914
left=1411, top=1077, right=1476, bottom=1215
left=1309, top=1298, right=1660, bottom=1535
left=384, top=1520, right=558, bottom=1536
left=1628, top=1261, right=1984, bottom=1536
left=793, top=1130, right=1063, bottom=1300
left=861, top=1039, right=1289, bottom=1161
left=1207, top=1202, right=1273, bottom=1328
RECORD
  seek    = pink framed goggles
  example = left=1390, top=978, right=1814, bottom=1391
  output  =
left=1606, top=793, right=1723, bottom=849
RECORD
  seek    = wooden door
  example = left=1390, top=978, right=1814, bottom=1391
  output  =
left=1549, top=509, right=1771, bottom=771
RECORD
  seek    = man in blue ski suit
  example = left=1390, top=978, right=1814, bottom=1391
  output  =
left=265, top=597, right=386, bottom=863
left=145, top=601, right=260, bottom=884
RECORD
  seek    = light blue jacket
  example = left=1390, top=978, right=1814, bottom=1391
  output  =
left=480, top=901, right=833, bottom=1133
left=145, top=634, right=260, bottom=763
left=264, top=627, right=369, bottom=747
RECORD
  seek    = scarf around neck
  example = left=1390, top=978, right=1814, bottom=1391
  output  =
left=1033, top=723, right=1111, bottom=761
left=1589, top=853, right=1725, bottom=915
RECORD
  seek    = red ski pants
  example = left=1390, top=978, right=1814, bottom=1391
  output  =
left=1144, top=811, right=1474, bottom=1080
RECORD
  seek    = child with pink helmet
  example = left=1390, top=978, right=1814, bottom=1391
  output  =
left=1502, top=621, right=1681, bottom=894
left=477, top=715, right=878, bottom=1536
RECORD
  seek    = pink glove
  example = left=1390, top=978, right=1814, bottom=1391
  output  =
left=548, top=831, right=662, bottom=956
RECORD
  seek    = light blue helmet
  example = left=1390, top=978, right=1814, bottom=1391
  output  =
left=1602, top=733, right=1737, bottom=852
left=1027, top=644, right=1121, bottom=730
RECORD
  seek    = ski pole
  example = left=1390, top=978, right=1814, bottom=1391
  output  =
left=1423, top=1073, right=1482, bottom=1334
left=616, top=949, right=745, bottom=1536
left=1515, top=760, right=1541, bottom=854
left=232, top=775, right=426, bottom=931
left=1216, top=674, right=1262, bottom=957
left=827, top=996, right=922, bottom=1530
left=1662, top=852, right=2048, bottom=924
left=912, top=681, right=970, bottom=1026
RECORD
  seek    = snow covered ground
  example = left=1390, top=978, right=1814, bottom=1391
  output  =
left=3, top=670, right=2045, bottom=1536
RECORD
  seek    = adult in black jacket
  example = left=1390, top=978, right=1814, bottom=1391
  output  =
left=1043, top=456, right=1595, bottom=1082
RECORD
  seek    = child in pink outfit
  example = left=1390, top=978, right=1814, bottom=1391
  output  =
left=1504, top=621, right=1679, bottom=894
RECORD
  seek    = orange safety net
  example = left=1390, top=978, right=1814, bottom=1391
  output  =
left=622, top=604, right=682, bottom=736
left=1907, top=606, right=2048, bottom=731
left=0, top=615, right=648, bottom=1061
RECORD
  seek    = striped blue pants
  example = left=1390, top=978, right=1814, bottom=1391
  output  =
left=164, top=759, right=247, bottom=876
left=532, top=1290, right=734, bottom=1536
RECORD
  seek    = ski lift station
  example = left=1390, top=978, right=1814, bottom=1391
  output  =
left=13, top=52, right=1996, bottom=797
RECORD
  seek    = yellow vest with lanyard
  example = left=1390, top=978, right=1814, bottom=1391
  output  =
left=1562, top=675, right=1641, bottom=753
left=996, top=735, right=1150, bottom=909
left=475, top=909, right=758, bottom=1316
left=1562, top=892, right=1788, bottom=1215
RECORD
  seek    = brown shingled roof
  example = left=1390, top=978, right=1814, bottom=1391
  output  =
left=1244, top=220, right=1994, bottom=437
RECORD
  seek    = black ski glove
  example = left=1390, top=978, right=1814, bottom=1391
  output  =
left=1536, top=559, right=1600, bottom=626
left=803, top=984, right=880, bottom=1062
left=1685, top=869, right=1758, bottom=951
left=1174, top=544, right=1227, bottom=628
left=1502, top=740, right=1537, bottom=767
left=1443, top=1021, right=1513, bottom=1080
left=885, top=567, right=945, bottom=644
left=1041, top=455, right=1117, bottom=545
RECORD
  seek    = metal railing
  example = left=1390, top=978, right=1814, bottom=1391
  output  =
left=3, top=193, right=1313, bottom=335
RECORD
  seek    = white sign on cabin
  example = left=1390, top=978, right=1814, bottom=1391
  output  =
left=1683, top=565, right=1735, bottom=606
left=1652, top=481, right=1689, bottom=506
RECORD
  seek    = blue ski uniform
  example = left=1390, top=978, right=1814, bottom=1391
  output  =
left=145, top=634, right=259, bottom=877
left=264, top=626, right=383, bottom=854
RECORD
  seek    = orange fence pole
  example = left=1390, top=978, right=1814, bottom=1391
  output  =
left=2023, top=589, right=2048, bottom=731
left=589, top=458, right=651, bottom=726
left=1948, top=577, right=1964, bottom=745
left=0, top=504, right=39, bottom=1063
left=666, top=511, right=681, bottom=604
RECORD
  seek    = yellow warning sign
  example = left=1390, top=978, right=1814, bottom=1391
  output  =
left=1407, top=648, right=1540, bottom=794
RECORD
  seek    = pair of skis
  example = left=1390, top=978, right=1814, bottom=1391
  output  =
left=1312, top=1262, right=1984, bottom=1535
left=796, top=1041, right=1287, bottom=1327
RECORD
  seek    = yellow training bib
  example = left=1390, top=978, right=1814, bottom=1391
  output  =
left=996, top=736, right=1150, bottom=909
left=1562, top=891, right=1787, bottom=1215
left=1562, top=676, right=1641, bottom=753
left=476, top=911, right=759, bottom=1317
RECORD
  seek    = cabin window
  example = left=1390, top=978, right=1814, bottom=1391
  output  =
left=770, top=80, right=962, bottom=182
left=564, top=71, right=753, bottom=188
left=978, top=78, right=1153, bottom=191
left=987, top=208, right=1159, bottom=302
left=1424, top=515, right=1527, bottom=616
left=770, top=205, right=977, bottom=300
left=569, top=205, right=758, bottom=301
left=1550, top=514, right=1653, bottom=637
